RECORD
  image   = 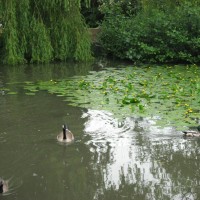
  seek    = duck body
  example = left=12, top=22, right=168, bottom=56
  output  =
left=0, top=178, right=8, bottom=194
left=183, top=125, right=200, bottom=137
left=183, top=131, right=200, bottom=137
left=57, top=124, right=74, bottom=143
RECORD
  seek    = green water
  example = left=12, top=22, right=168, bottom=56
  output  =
left=0, top=61, right=200, bottom=200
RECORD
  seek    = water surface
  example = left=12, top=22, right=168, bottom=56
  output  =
left=0, top=62, right=200, bottom=200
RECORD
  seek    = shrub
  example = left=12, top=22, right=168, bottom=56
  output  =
left=99, top=2, right=200, bottom=63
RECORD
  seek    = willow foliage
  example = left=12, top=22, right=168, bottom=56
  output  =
left=0, top=0, right=92, bottom=64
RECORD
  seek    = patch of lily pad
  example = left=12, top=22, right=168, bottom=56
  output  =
left=23, top=64, right=200, bottom=129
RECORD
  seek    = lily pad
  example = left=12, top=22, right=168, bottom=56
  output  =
left=22, top=64, right=200, bottom=128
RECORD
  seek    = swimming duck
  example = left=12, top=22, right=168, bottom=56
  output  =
left=57, top=124, right=74, bottom=143
left=0, top=178, right=8, bottom=194
left=182, top=125, right=200, bottom=137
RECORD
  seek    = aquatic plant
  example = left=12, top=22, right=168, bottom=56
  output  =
left=22, top=64, right=200, bottom=129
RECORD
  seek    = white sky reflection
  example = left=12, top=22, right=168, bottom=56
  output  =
left=83, top=110, right=163, bottom=188
left=82, top=109, right=197, bottom=200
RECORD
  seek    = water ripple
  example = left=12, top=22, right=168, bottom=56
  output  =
left=82, top=109, right=197, bottom=198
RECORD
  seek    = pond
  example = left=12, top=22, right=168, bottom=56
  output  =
left=0, top=61, right=200, bottom=200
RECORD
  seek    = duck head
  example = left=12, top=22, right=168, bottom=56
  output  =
left=62, top=124, right=67, bottom=140
left=197, top=125, right=200, bottom=132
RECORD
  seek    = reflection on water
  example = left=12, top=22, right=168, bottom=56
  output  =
left=0, top=62, right=200, bottom=200
left=1, top=61, right=95, bottom=83
left=83, top=109, right=200, bottom=200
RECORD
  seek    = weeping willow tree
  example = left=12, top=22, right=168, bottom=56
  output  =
left=0, top=0, right=92, bottom=64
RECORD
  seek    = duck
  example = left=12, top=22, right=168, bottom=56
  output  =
left=0, top=177, right=8, bottom=194
left=182, top=125, right=200, bottom=137
left=57, top=124, right=74, bottom=143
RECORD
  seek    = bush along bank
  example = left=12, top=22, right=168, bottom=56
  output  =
left=99, top=3, right=200, bottom=64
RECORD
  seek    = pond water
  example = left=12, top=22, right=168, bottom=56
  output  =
left=0, top=61, right=200, bottom=200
